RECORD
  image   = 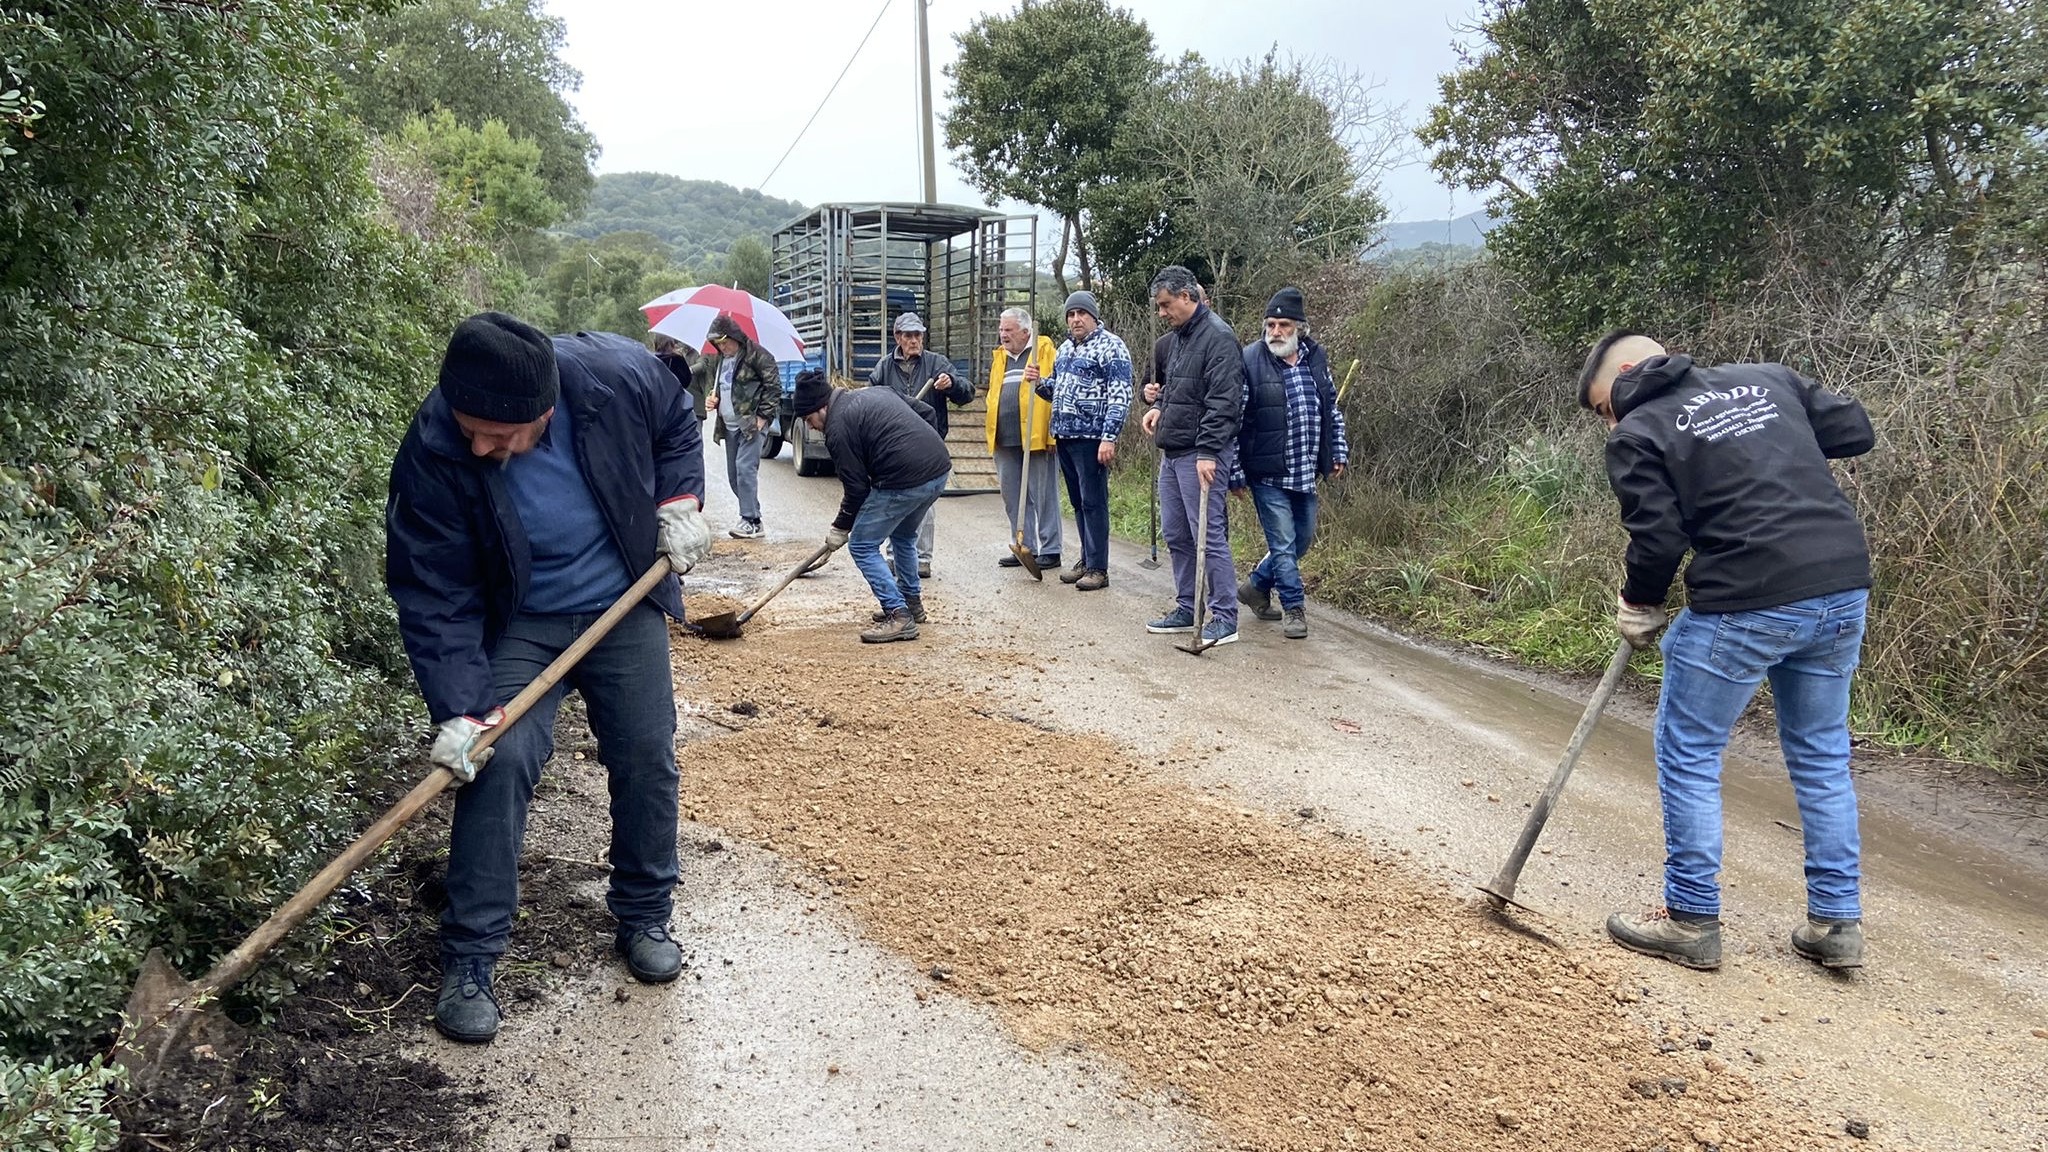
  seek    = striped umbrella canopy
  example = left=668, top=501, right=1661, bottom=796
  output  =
left=642, top=284, right=806, bottom=362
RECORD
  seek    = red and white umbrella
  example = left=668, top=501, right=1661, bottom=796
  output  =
left=642, top=285, right=806, bottom=362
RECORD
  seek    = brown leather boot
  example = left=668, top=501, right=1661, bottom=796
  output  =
left=860, top=609, right=920, bottom=644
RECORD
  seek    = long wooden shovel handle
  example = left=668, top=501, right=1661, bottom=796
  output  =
left=735, top=540, right=835, bottom=627
left=1181, top=477, right=1213, bottom=653
left=1483, top=638, right=1633, bottom=905
left=190, top=559, right=674, bottom=1002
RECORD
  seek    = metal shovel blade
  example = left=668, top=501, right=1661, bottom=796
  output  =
left=1011, top=542, right=1042, bottom=580
left=696, top=611, right=744, bottom=639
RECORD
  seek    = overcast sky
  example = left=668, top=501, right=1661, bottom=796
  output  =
left=545, top=0, right=1486, bottom=227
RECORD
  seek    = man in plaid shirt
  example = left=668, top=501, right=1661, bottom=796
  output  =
left=1232, top=287, right=1349, bottom=639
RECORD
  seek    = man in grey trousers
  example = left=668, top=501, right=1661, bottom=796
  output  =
left=988, top=307, right=1063, bottom=569
left=1142, top=265, right=1244, bottom=646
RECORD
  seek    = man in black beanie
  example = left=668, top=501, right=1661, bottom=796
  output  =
left=792, top=369, right=952, bottom=642
left=386, top=311, right=713, bottom=1043
left=1232, top=286, right=1348, bottom=640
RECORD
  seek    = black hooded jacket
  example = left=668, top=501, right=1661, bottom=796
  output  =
left=1606, top=355, right=1874, bottom=613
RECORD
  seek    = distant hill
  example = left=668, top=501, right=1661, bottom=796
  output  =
left=562, top=172, right=807, bottom=268
left=1375, top=210, right=1499, bottom=253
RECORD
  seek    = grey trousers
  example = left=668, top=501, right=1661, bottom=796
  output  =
left=724, top=426, right=761, bottom=523
left=1160, top=447, right=1238, bottom=627
left=994, top=445, right=1062, bottom=558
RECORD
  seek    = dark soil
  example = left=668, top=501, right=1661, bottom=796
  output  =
left=116, top=705, right=618, bottom=1151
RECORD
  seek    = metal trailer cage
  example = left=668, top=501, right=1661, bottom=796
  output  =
left=772, top=203, right=1036, bottom=486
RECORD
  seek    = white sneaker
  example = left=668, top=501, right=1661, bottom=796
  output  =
left=728, top=519, right=763, bottom=540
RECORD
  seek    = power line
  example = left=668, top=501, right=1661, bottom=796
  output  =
left=760, top=0, right=895, bottom=192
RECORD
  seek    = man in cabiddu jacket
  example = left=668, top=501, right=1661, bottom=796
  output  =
left=1580, top=332, right=1876, bottom=973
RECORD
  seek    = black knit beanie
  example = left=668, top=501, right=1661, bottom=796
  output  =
left=791, top=368, right=833, bottom=417
left=1265, top=287, right=1306, bottom=323
left=439, top=312, right=559, bottom=423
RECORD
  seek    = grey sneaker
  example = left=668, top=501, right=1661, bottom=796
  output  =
left=728, top=518, right=763, bottom=540
left=1147, top=607, right=1196, bottom=634
left=1059, top=558, right=1088, bottom=584
left=1238, top=578, right=1281, bottom=622
left=1605, top=908, right=1722, bottom=970
left=1282, top=607, right=1308, bottom=639
left=434, top=957, right=501, bottom=1043
left=1075, top=568, right=1108, bottom=592
left=1790, top=916, right=1864, bottom=969
left=861, top=609, right=919, bottom=643
left=616, top=924, right=683, bottom=984
left=871, top=596, right=927, bottom=624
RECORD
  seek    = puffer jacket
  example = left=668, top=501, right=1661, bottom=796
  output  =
left=1152, top=304, right=1243, bottom=460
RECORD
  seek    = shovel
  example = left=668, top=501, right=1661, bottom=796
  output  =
left=1008, top=434, right=1043, bottom=580
left=1176, top=477, right=1215, bottom=655
left=1478, top=638, right=1634, bottom=914
left=117, top=559, right=676, bottom=1086
left=696, top=539, right=835, bottom=639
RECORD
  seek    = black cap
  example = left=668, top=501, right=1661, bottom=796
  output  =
left=1265, top=287, right=1306, bottom=323
left=438, top=312, right=558, bottom=423
left=792, top=368, right=832, bottom=417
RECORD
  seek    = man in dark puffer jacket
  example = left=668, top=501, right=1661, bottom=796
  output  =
left=1581, top=331, right=1877, bottom=974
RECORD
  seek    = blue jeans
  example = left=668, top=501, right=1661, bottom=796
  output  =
left=850, top=473, right=948, bottom=612
left=1246, top=482, right=1318, bottom=609
left=444, top=601, right=680, bottom=962
left=1655, top=589, right=1869, bottom=920
left=1055, top=438, right=1110, bottom=572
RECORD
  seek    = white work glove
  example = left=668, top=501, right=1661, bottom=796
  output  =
left=431, top=708, right=504, bottom=784
left=825, top=526, right=849, bottom=551
left=1615, top=596, right=1669, bottom=650
left=657, top=496, right=713, bottom=573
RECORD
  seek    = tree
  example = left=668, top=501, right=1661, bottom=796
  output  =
left=1088, top=51, right=1396, bottom=317
left=539, top=232, right=691, bottom=337
left=1422, top=0, right=2046, bottom=344
left=944, top=0, right=1157, bottom=293
left=393, top=109, right=561, bottom=241
left=340, top=0, right=597, bottom=214
left=717, top=235, right=772, bottom=299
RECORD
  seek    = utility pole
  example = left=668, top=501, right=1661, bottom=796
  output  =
left=914, top=0, right=937, bottom=203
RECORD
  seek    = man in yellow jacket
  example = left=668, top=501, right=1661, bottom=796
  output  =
left=986, top=307, right=1062, bottom=569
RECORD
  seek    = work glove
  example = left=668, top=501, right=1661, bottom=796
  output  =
left=825, top=526, right=850, bottom=551
left=657, top=496, right=713, bottom=573
left=1615, top=596, right=1669, bottom=650
left=431, top=708, right=504, bottom=784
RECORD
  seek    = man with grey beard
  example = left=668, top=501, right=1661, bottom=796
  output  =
left=1232, top=287, right=1348, bottom=639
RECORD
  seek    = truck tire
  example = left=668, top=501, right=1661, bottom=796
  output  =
left=793, top=427, right=834, bottom=477
left=760, top=434, right=783, bottom=461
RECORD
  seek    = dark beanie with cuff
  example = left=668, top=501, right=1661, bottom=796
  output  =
left=439, top=312, right=558, bottom=424
left=792, top=368, right=833, bottom=418
left=1265, top=287, right=1306, bottom=323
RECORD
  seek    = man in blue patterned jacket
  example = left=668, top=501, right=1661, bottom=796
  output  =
left=1036, top=290, right=1132, bottom=591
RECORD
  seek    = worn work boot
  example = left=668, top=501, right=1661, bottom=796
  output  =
left=1075, top=569, right=1108, bottom=592
left=1790, top=916, right=1865, bottom=969
left=434, top=957, right=501, bottom=1043
left=871, top=596, right=928, bottom=624
left=1605, top=908, right=1722, bottom=970
left=1238, top=578, right=1281, bottom=622
left=1058, top=558, right=1087, bottom=584
left=616, top=924, right=684, bottom=984
left=861, top=609, right=920, bottom=644
left=1282, top=607, right=1308, bottom=639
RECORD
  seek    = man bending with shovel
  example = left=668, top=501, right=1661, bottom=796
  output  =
left=1581, top=332, right=1876, bottom=972
left=793, top=369, right=952, bottom=643
left=386, top=312, right=714, bottom=1042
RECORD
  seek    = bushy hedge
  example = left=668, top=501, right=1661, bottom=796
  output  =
left=1, top=4, right=469, bottom=1141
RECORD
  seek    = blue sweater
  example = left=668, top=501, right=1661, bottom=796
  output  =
left=502, top=400, right=631, bottom=614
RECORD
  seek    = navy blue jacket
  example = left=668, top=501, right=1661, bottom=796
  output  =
left=1238, top=335, right=1340, bottom=482
left=386, top=331, right=705, bottom=723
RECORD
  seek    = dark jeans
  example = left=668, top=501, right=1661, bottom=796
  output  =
left=1246, top=481, right=1319, bottom=609
left=442, top=601, right=680, bottom=962
left=1055, top=437, right=1110, bottom=572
